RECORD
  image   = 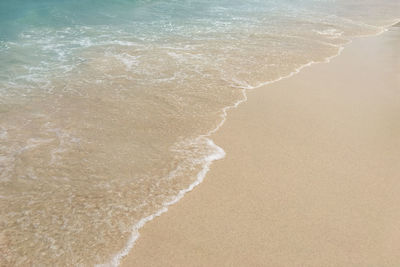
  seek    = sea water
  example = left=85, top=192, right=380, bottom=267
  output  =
left=0, top=0, right=399, bottom=265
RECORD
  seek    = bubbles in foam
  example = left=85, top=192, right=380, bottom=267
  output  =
left=0, top=0, right=399, bottom=266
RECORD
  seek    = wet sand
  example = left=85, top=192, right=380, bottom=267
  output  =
left=122, top=26, right=400, bottom=266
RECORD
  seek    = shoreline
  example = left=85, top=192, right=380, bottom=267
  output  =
left=113, top=22, right=400, bottom=266
left=2, top=1, right=400, bottom=264
left=114, top=21, right=400, bottom=266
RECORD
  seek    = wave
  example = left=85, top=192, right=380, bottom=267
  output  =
left=102, top=17, right=400, bottom=267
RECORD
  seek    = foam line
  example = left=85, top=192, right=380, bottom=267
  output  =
left=100, top=18, right=400, bottom=267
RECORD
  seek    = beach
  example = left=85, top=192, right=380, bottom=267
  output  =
left=122, top=26, right=400, bottom=266
left=1, top=1, right=399, bottom=265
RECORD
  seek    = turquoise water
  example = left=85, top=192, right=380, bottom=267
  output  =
left=0, top=0, right=399, bottom=266
left=1, top=0, right=398, bottom=105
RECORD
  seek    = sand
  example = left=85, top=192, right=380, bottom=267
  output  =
left=121, top=26, right=400, bottom=266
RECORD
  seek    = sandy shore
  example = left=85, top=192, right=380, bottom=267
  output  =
left=121, top=26, right=400, bottom=266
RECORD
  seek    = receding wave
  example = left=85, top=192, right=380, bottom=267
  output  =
left=0, top=0, right=399, bottom=265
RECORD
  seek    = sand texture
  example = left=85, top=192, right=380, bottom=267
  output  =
left=122, top=27, right=400, bottom=267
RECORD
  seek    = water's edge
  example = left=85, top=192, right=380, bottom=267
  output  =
left=103, top=18, right=400, bottom=267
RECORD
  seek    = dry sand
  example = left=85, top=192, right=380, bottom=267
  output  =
left=122, top=26, right=400, bottom=266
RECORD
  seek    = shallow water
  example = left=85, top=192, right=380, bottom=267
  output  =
left=0, top=0, right=399, bottom=265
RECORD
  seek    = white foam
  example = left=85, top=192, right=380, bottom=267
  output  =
left=113, top=53, right=141, bottom=71
left=109, top=40, right=138, bottom=47
left=97, top=137, right=225, bottom=267
left=99, top=18, right=400, bottom=267
left=313, top=28, right=343, bottom=38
